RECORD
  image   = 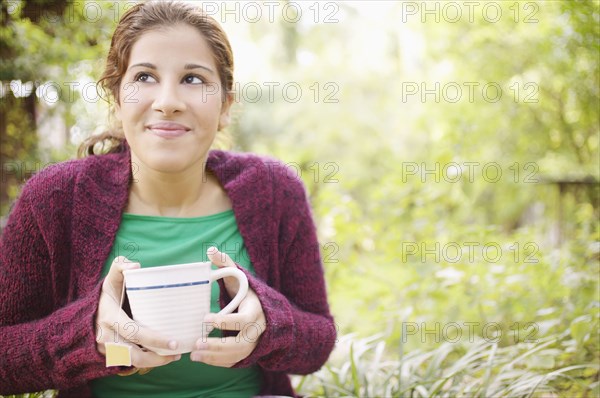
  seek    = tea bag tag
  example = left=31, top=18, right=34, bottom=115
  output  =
left=105, top=342, right=132, bottom=367
left=105, top=280, right=133, bottom=368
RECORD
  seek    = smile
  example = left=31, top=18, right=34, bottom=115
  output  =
left=146, top=122, right=191, bottom=139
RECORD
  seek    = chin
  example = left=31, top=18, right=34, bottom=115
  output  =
left=153, top=161, right=195, bottom=174
left=142, top=154, right=197, bottom=174
left=130, top=144, right=207, bottom=175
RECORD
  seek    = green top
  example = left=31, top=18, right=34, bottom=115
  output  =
left=90, top=210, right=261, bottom=398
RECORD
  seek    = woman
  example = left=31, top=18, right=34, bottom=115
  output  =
left=0, top=1, right=336, bottom=397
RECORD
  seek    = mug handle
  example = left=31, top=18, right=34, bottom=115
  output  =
left=210, top=267, right=249, bottom=315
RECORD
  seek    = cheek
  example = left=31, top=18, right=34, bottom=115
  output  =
left=119, top=97, right=152, bottom=121
left=119, top=81, right=154, bottom=109
left=191, top=98, right=223, bottom=126
left=196, top=88, right=224, bottom=110
left=120, top=81, right=142, bottom=105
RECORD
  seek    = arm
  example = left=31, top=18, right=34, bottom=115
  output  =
left=0, top=183, right=116, bottom=394
left=0, top=177, right=181, bottom=394
left=233, top=199, right=337, bottom=374
left=203, top=165, right=337, bottom=374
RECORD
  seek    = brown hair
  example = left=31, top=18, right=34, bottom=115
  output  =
left=79, top=1, right=234, bottom=157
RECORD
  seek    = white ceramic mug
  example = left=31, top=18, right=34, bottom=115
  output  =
left=123, top=261, right=248, bottom=355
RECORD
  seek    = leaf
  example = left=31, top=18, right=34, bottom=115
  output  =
left=570, top=315, right=593, bottom=345
left=350, top=343, right=362, bottom=397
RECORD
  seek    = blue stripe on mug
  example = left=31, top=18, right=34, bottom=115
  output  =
left=126, top=280, right=209, bottom=291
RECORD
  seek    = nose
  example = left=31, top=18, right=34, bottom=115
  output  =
left=151, top=81, right=186, bottom=115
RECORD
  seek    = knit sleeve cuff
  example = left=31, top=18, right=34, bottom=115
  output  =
left=2, top=282, right=129, bottom=393
left=218, top=266, right=294, bottom=368
left=48, top=281, right=132, bottom=388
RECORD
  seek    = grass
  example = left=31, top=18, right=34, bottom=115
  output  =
left=1, top=393, right=56, bottom=398
left=292, top=330, right=599, bottom=397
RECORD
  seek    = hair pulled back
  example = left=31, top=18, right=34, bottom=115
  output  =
left=79, top=1, right=234, bottom=156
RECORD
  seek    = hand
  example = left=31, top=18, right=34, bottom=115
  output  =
left=95, top=256, right=181, bottom=370
left=190, top=248, right=267, bottom=367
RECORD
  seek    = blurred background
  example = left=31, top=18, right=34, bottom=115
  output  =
left=1, top=1, right=598, bottom=397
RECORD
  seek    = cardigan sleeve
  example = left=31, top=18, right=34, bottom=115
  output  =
left=0, top=180, right=121, bottom=394
left=228, top=163, right=337, bottom=374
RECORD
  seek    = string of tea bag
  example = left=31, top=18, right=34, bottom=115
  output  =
left=104, top=280, right=133, bottom=367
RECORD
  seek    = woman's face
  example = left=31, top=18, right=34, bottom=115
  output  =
left=116, top=24, right=231, bottom=174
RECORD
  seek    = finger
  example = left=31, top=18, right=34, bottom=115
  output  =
left=104, top=256, right=140, bottom=294
left=95, top=305, right=135, bottom=345
left=101, top=343, right=181, bottom=370
left=190, top=337, right=254, bottom=367
left=203, top=337, right=256, bottom=352
left=130, top=344, right=181, bottom=368
left=197, top=337, right=258, bottom=352
left=207, top=247, right=235, bottom=268
left=99, top=322, right=181, bottom=368
left=206, top=247, right=240, bottom=296
left=119, top=321, right=180, bottom=353
left=107, top=256, right=140, bottom=280
left=117, top=367, right=139, bottom=377
left=99, top=309, right=179, bottom=350
left=203, top=312, right=263, bottom=332
left=191, top=355, right=236, bottom=368
left=195, top=325, right=263, bottom=353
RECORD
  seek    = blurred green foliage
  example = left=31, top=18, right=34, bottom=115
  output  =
left=293, top=332, right=599, bottom=397
left=0, top=1, right=598, bottom=397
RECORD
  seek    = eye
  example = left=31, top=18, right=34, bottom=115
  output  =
left=183, top=74, right=204, bottom=85
left=134, top=72, right=156, bottom=83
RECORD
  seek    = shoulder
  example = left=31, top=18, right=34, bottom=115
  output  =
left=18, top=151, right=129, bottom=204
left=207, top=150, right=307, bottom=198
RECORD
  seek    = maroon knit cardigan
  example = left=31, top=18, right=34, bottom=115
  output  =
left=0, top=146, right=336, bottom=397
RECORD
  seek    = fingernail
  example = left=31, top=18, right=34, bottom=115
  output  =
left=168, top=340, right=178, bottom=350
left=207, top=246, right=218, bottom=254
left=196, top=342, right=208, bottom=350
left=190, top=352, right=201, bottom=361
left=174, top=354, right=181, bottom=360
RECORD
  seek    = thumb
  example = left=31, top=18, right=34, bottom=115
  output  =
left=207, top=247, right=235, bottom=268
left=105, top=256, right=140, bottom=291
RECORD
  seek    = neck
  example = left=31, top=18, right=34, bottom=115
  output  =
left=127, top=154, right=219, bottom=217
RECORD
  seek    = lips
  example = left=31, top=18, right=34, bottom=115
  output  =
left=146, top=122, right=191, bottom=139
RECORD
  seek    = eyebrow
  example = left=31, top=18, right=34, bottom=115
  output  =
left=128, top=62, right=214, bottom=73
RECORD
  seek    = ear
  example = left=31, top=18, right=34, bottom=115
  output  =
left=218, top=93, right=234, bottom=131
